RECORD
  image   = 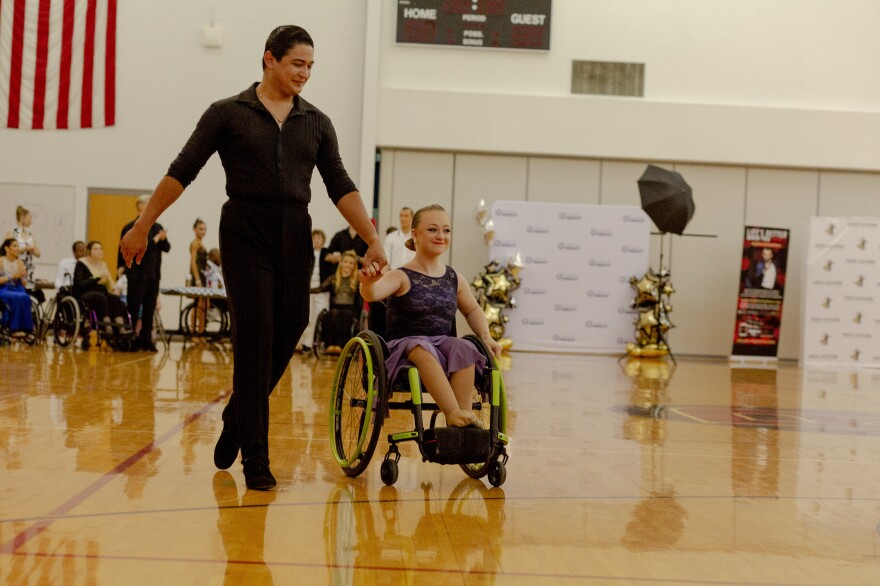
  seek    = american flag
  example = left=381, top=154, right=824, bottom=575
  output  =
left=0, top=0, right=116, bottom=130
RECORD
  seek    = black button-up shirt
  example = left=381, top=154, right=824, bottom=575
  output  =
left=167, top=83, right=357, bottom=206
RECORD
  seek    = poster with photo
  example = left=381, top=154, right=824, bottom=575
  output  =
left=731, top=226, right=790, bottom=357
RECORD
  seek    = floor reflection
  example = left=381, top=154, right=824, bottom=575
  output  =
left=730, top=367, right=780, bottom=497
left=213, top=471, right=276, bottom=585
left=620, top=356, right=687, bottom=551
left=323, top=479, right=506, bottom=583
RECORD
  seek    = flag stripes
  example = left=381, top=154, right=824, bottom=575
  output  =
left=0, top=0, right=116, bottom=130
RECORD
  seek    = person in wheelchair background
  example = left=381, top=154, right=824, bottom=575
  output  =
left=0, top=238, right=35, bottom=338
left=359, top=204, right=501, bottom=428
left=310, top=249, right=361, bottom=354
left=73, top=241, right=131, bottom=336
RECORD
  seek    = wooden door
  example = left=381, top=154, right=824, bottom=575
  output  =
left=87, top=192, right=142, bottom=278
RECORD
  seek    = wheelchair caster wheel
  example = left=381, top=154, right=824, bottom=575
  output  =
left=488, top=460, right=506, bottom=487
left=380, top=459, right=398, bottom=486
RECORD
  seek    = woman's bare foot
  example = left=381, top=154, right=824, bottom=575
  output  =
left=446, top=408, right=483, bottom=428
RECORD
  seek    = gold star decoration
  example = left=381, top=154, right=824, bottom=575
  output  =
left=637, top=310, right=659, bottom=333
left=485, top=272, right=512, bottom=299
left=483, top=303, right=502, bottom=326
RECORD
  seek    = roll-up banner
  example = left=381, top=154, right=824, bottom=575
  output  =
left=731, top=226, right=790, bottom=359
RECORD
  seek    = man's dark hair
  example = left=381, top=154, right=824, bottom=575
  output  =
left=262, top=25, right=313, bottom=69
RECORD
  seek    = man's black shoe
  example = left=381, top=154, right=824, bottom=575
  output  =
left=243, top=458, right=276, bottom=491
left=213, top=432, right=239, bottom=470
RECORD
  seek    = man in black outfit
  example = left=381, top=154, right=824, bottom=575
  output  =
left=327, top=225, right=369, bottom=266
left=120, top=25, right=386, bottom=490
left=118, top=195, right=169, bottom=352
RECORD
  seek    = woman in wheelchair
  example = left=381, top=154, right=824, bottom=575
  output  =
left=359, top=204, right=502, bottom=428
left=0, top=238, right=35, bottom=337
left=73, top=241, right=131, bottom=335
left=311, top=249, right=361, bottom=354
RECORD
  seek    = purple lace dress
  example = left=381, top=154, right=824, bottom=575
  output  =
left=384, top=266, right=485, bottom=382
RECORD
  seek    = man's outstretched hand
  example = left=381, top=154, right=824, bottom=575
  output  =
left=120, top=224, right=148, bottom=267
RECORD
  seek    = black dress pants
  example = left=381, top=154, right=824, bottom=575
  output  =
left=218, top=199, right=312, bottom=463
left=126, top=277, right=159, bottom=345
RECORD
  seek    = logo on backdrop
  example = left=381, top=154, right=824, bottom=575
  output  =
left=489, top=200, right=650, bottom=354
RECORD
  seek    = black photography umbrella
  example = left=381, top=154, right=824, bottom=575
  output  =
left=637, top=165, right=695, bottom=235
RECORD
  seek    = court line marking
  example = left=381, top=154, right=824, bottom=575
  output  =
left=10, top=550, right=841, bottom=586
left=4, top=492, right=880, bottom=527
left=0, top=389, right=231, bottom=555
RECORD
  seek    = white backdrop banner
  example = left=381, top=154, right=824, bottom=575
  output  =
left=488, top=201, right=650, bottom=353
left=801, top=217, right=880, bottom=368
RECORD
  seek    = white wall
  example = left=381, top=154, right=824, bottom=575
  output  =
left=370, top=0, right=880, bottom=359
left=0, top=1, right=369, bottom=328
left=375, top=0, right=880, bottom=170
left=377, top=149, right=880, bottom=360
left=3, top=0, right=880, bottom=359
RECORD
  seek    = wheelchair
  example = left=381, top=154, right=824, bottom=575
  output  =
left=51, top=288, right=136, bottom=351
left=0, top=297, right=38, bottom=346
left=180, top=299, right=231, bottom=342
left=50, top=285, right=82, bottom=348
left=329, top=331, right=510, bottom=487
left=312, top=305, right=360, bottom=358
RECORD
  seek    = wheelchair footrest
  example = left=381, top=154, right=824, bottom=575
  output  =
left=422, top=427, right=492, bottom=464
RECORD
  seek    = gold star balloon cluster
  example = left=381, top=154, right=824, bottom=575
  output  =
left=626, top=268, right=675, bottom=357
left=471, top=257, right=522, bottom=351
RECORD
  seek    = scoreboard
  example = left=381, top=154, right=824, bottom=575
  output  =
left=396, top=0, right=552, bottom=51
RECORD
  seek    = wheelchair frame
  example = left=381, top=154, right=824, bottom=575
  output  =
left=329, top=330, right=510, bottom=487
left=0, top=296, right=39, bottom=346
left=180, top=299, right=231, bottom=344
left=49, top=288, right=135, bottom=351
left=312, top=306, right=360, bottom=359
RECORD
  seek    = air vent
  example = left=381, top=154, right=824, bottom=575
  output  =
left=571, top=60, right=644, bottom=97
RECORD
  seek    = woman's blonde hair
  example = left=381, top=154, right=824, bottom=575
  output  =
left=334, top=250, right=359, bottom=292
left=404, top=204, right=448, bottom=251
left=16, top=206, right=30, bottom=222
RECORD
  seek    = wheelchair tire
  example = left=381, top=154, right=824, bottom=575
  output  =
left=380, top=459, right=398, bottom=486
left=29, top=296, right=44, bottom=342
left=52, top=297, right=81, bottom=347
left=181, top=301, right=227, bottom=339
left=330, top=330, right=387, bottom=477
left=459, top=334, right=507, bottom=480
left=488, top=460, right=506, bottom=487
left=312, top=308, right=328, bottom=358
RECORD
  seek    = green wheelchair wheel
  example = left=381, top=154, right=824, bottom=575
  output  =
left=329, top=331, right=387, bottom=477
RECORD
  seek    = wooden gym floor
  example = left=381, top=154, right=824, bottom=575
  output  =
left=1, top=342, right=879, bottom=585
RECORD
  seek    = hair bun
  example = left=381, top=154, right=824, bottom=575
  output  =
left=404, top=238, right=415, bottom=251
